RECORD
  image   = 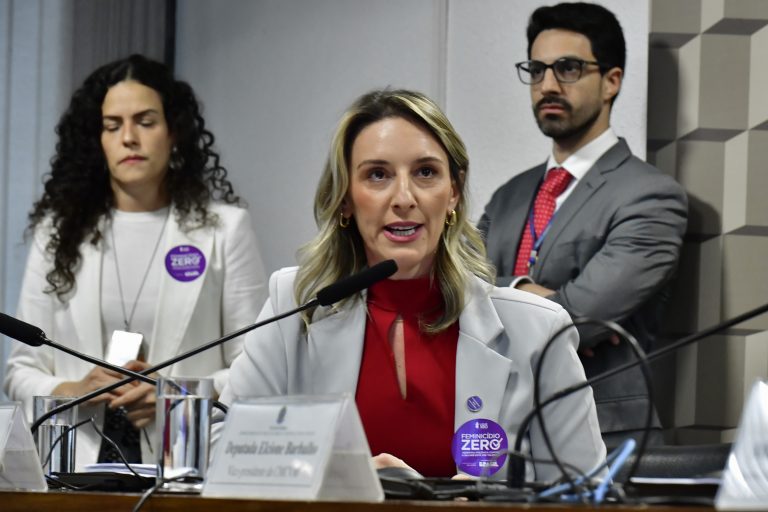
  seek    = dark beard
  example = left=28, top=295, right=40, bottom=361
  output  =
left=535, top=102, right=601, bottom=143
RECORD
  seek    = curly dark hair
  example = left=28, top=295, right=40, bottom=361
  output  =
left=29, top=54, right=240, bottom=298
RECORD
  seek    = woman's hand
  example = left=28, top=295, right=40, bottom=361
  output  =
left=372, top=452, right=413, bottom=470
left=52, top=366, right=129, bottom=404
left=373, top=453, right=471, bottom=481
left=107, top=360, right=158, bottom=429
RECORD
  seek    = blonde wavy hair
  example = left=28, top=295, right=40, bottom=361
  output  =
left=295, top=89, right=494, bottom=332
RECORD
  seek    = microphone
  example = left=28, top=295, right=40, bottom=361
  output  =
left=316, top=259, right=398, bottom=306
left=0, top=312, right=234, bottom=424
left=29, top=260, right=398, bottom=433
left=507, top=300, right=768, bottom=488
left=0, top=313, right=154, bottom=385
left=0, top=313, right=46, bottom=346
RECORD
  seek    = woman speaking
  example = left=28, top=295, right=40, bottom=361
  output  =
left=221, top=89, right=604, bottom=480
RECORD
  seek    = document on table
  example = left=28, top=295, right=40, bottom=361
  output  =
left=82, top=463, right=157, bottom=476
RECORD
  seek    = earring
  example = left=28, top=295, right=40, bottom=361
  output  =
left=169, top=145, right=184, bottom=171
left=339, top=212, right=350, bottom=228
left=445, top=209, right=457, bottom=226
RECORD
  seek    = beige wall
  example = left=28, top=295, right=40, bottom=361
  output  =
left=649, top=0, right=768, bottom=444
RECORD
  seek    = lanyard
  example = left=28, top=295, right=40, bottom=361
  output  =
left=525, top=204, right=557, bottom=273
left=110, top=210, right=170, bottom=332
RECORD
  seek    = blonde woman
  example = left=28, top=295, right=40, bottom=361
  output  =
left=221, top=89, right=605, bottom=481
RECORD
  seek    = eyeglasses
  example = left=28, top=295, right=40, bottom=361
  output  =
left=515, top=57, right=606, bottom=85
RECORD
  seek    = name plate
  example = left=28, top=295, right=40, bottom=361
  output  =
left=716, top=380, right=768, bottom=510
left=0, top=403, right=47, bottom=491
left=203, top=394, right=382, bottom=501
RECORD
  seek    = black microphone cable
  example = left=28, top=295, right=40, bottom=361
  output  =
left=508, top=318, right=655, bottom=500
left=534, top=319, right=654, bottom=493
left=44, top=416, right=149, bottom=490
left=508, top=300, right=768, bottom=498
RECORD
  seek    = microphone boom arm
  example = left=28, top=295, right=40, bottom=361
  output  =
left=42, top=338, right=155, bottom=385
left=30, top=299, right=319, bottom=434
left=29, top=259, right=398, bottom=434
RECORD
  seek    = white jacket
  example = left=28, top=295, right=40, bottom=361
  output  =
left=4, top=203, right=267, bottom=469
left=221, top=267, right=606, bottom=482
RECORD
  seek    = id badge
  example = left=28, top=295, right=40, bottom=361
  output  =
left=105, top=330, right=144, bottom=366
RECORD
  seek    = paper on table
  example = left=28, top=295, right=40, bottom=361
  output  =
left=82, top=463, right=157, bottom=476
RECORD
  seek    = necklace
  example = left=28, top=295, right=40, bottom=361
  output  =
left=109, top=210, right=169, bottom=332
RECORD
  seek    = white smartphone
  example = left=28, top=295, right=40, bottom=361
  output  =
left=105, top=330, right=144, bottom=367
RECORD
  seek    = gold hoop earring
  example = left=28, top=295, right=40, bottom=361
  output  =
left=339, top=213, right=350, bottom=228
left=445, top=209, right=457, bottom=226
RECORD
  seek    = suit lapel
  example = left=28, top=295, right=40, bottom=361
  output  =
left=454, top=280, right=510, bottom=431
left=69, top=232, right=105, bottom=358
left=533, top=140, right=631, bottom=280
left=148, top=211, right=214, bottom=365
left=492, top=166, right=544, bottom=275
left=306, top=298, right=367, bottom=394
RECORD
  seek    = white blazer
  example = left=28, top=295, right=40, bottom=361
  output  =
left=221, top=267, right=606, bottom=482
left=4, top=203, right=268, bottom=469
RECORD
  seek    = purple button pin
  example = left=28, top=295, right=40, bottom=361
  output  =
left=466, top=395, right=483, bottom=413
left=452, top=418, right=508, bottom=477
left=165, top=245, right=206, bottom=282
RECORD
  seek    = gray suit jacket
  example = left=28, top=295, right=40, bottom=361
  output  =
left=478, top=139, right=688, bottom=434
left=221, top=267, right=606, bottom=481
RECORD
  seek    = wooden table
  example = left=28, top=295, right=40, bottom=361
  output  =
left=1, top=490, right=714, bottom=512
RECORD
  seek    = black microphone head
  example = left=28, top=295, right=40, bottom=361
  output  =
left=0, top=313, right=46, bottom=347
left=315, top=260, right=398, bottom=306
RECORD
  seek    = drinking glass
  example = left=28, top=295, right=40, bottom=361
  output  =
left=33, top=395, right=77, bottom=475
left=156, top=377, right=213, bottom=492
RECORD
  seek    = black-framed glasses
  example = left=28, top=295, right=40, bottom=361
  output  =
left=515, top=57, right=606, bottom=84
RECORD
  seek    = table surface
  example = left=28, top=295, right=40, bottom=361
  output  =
left=1, top=489, right=715, bottom=512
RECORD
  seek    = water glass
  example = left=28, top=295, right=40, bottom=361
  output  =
left=33, top=395, right=77, bottom=475
left=156, top=377, right=213, bottom=492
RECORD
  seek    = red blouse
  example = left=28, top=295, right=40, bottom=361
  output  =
left=355, top=277, right=459, bottom=477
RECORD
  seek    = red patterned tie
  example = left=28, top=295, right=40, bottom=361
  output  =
left=513, top=167, right=573, bottom=276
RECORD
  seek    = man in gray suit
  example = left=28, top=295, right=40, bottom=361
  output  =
left=479, top=2, right=687, bottom=446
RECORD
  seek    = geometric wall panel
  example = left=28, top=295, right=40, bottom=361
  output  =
left=647, top=139, right=677, bottom=177
left=676, top=36, right=703, bottom=138
left=704, top=0, right=768, bottom=32
left=676, top=140, right=727, bottom=236
left=673, top=330, right=768, bottom=429
left=705, top=18, right=768, bottom=35
left=674, top=131, right=758, bottom=235
left=745, top=130, right=768, bottom=228
left=650, top=0, right=768, bottom=440
left=664, top=237, right=722, bottom=333
left=651, top=0, right=702, bottom=35
left=721, top=234, right=768, bottom=331
left=748, top=25, right=768, bottom=128
left=699, top=34, right=750, bottom=131
left=722, top=131, right=749, bottom=233
left=648, top=46, right=680, bottom=142
left=722, top=0, right=768, bottom=22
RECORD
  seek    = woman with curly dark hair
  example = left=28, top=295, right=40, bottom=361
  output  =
left=4, top=54, right=267, bottom=468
